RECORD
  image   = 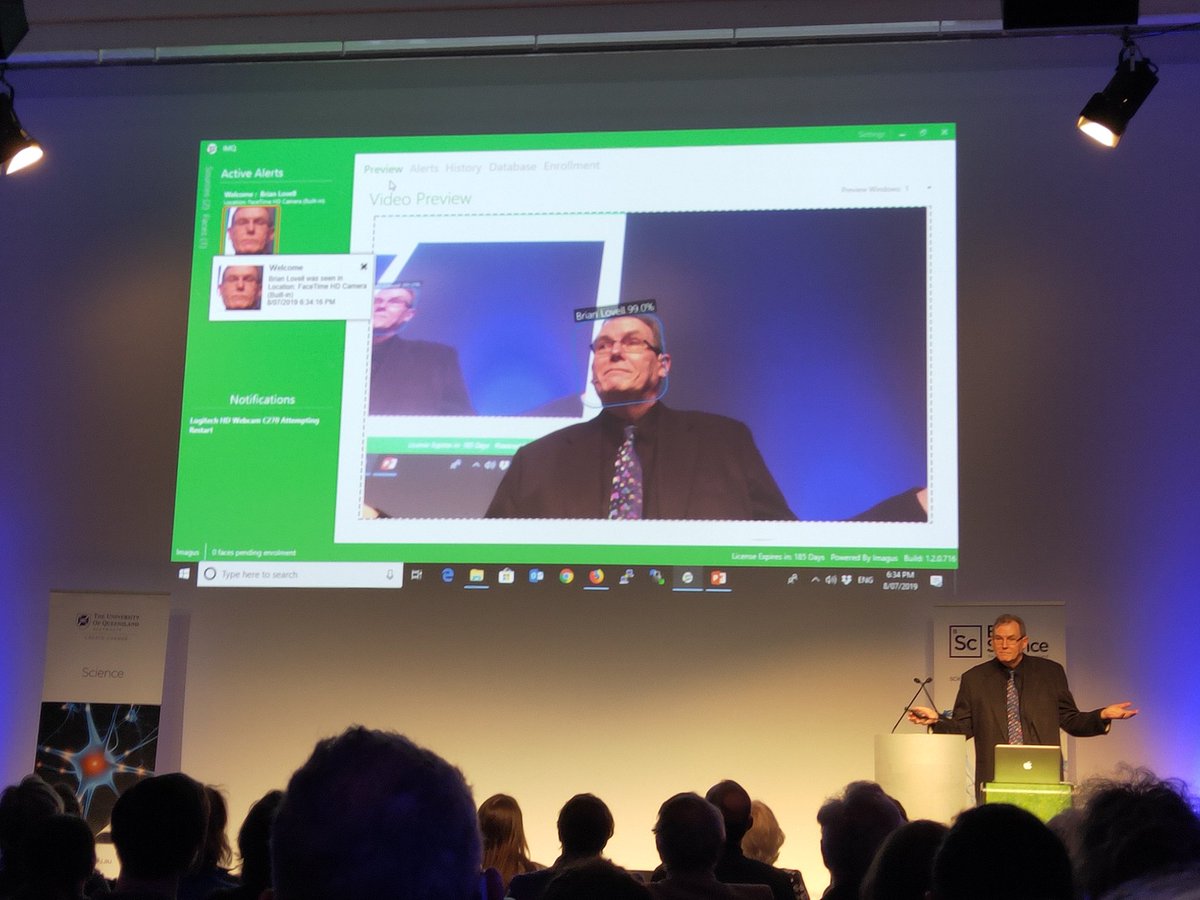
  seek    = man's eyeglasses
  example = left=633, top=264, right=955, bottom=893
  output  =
left=374, top=296, right=413, bottom=309
left=590, top=335, right=661, bottom=355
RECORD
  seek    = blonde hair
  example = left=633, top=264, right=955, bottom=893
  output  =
left=741, top=799, right=786, bottom=865
left=479, top=793, right=538, bottom=886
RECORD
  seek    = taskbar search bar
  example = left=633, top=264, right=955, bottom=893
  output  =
left=196, top=562, right=404, bottom=589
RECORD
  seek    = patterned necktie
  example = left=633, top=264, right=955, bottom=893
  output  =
left=1006, top=669, right=1024, bottom=744
left=608, top=425, right=643, bottom=519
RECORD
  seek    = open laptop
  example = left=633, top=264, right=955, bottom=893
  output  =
left=993, top=744, right=1063, bottom=784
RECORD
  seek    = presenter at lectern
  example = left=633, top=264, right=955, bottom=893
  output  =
left=906, top=613, right=1137, bottom=795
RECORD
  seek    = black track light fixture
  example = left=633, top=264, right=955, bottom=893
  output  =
left=0, top=66, right=43, bottom=174
left=1077, top=31, right=1159, bottom=148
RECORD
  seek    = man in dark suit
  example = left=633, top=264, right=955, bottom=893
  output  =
left=369, top=283, right=474, bottom=416
left=648, top=793, right=772, bottom=900
left=907, top=614, right=1138, bottom=794
left=485, top=314, right=793, bottom=520
left=507, top=794, right=615, bottom=900
left=704, top=781, right=797, bottom=900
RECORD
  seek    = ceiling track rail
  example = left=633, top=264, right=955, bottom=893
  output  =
left=5, top=16, right=1197, bottom=70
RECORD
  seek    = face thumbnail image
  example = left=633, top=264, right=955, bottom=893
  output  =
left=225, top=204, right=278, bottom=254
left=216, top=264, right=263, bottom=311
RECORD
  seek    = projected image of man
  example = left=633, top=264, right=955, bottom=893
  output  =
left=218, top=265, right=262, bottom=311
left=486, top=314, right=794, bottom=520
left=369, top=283, right=474, bottom=416
left=227, top=206, right=276, bottom=255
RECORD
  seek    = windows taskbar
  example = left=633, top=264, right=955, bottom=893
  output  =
left=181, top=561, right=955, bottom=593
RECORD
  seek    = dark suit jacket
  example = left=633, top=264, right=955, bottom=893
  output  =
left=934, top=655, right=1108, bottom=790
left=714, top=848, right=797, bottom=900
left=485, top=404, right=794, bottom=520
left=648, top=874, right=773, bottom=900
left=506, top=867, right=559, bottom=900
left=369, top=335, right=474, bottom=416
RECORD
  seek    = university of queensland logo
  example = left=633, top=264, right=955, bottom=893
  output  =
left=76, top=614, right=91, bottom=629
left=948, top=624, right=983, bottom=658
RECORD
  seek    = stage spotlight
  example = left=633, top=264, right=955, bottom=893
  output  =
left=0, top=91, right=42, bottom=173
left=0, top=68, right=42, bottom=174
left=1077, top=35, right=1159, bottom=148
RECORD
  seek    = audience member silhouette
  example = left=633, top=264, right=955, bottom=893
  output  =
left=1076, top=768, right=1200, bottom=899
left=210, top=790, right=283, bottom=900
left=739, top=799, right=809, bottom=900
left=479, top=794, right=543, bottom=890
left=507, top=794, right=614, bottom=900
left=0, top=776, right=65, bottom=897
left=270, top=726, right=482, bottom=900
left=649, top=792, right=771, bottom=900
left=12, top=733, right=1199, bottom=900
left=929, top=803, right=1072, bottom=900
left=691, top=783, right=795, bottom=900
left=1045, top=805, right=1086, bottom=889
left=33, top=781, right=108, bottom=899
left=858, top=819, right=948, bottom=900
left=108, top=773, right=208, bottom=900
left=538, top=859, right=650, bottom=900
left=13, top=813, right=96, bottom=900
left=178, top=786, right=237, bottom=900
left=815, top=781, right=905, bottom=900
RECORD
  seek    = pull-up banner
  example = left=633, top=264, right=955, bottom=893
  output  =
left=35, top=592, right=171, bottom=859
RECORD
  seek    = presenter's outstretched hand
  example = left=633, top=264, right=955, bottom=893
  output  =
left=1101, top=701, right=1139, bottom=720
left=907, top=705, right=940, bottom=727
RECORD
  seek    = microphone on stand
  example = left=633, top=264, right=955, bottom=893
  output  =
left=891, top=676, right=936, bottom=734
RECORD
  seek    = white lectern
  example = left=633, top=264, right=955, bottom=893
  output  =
left=874, top=733, right=972, bottom=823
